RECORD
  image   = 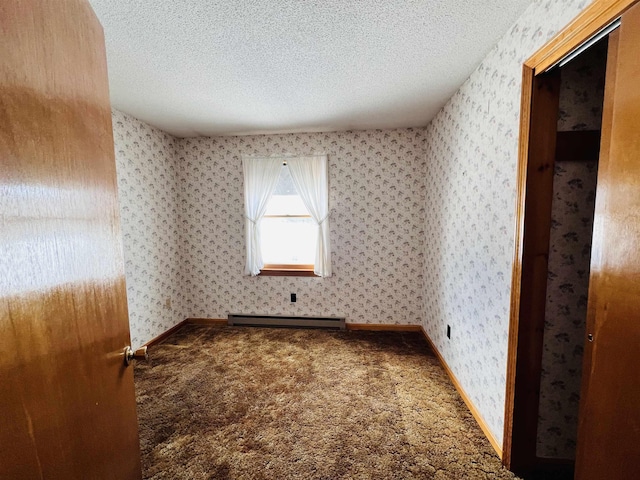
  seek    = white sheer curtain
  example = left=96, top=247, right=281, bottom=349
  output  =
left=242, top=156, right=283, bottom=276
left=287, top=155, right=332, bottom=277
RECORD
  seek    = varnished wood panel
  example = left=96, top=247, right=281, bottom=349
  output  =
left=259, top=269, right=318, bottom=277
left=527, top=0, right=637, bottom=73
left=143, top=319, right=189, bottom=347
left=503, top=69, right=561, bottom=471
left=575, top=4, right=640, bottom=477
left=555, top=130, right=602, bottom=162
left=503, top=65, right=534, bottom=468
left=0, top=1, right=142, bottom=478
left=345, top=323, right=422, bottom=332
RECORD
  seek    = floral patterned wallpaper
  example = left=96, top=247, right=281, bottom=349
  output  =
left=537, top=41, right=606, bottom=459
left=111, top=0, right=601, bottom=457
left=422, top=0, right=591, bottom=448
left=177, top=130, right=427, bottom=324
left=113, top=117, right=426, bottom=339
left=112, top=110, right=185, bottom=348
left=537, top=161, right=598, bottom=458
left=557, top=40, right=607, bottom=133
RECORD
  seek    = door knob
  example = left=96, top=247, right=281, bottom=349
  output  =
left=124, top=346, right=148, bottom=366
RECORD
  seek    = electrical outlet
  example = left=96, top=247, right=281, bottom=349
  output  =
left=291, top=293, right=296, bottom=303
left=447, top=325, right=451, bottom=339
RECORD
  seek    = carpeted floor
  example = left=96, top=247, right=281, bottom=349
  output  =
left=134, top=325, right=521, bottom=479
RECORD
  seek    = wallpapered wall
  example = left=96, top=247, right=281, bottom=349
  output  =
left=422, top=0, right=591, bottom=448
left=538, top=161, right=597, bottom=458
left=112, top=0, right=597, bottom=456
left=177, top=130, right=427, bottom=324
left=113, top=117, right=427, bottom=343
left=112, top=110, right=185, bottom=348
left=537, top=42, right=606, bottom=459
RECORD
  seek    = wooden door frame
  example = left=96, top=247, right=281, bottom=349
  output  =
left=502, top=0, right=639, bottom=472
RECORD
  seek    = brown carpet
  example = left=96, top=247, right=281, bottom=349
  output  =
left=134, top=325, right=520, bottom=479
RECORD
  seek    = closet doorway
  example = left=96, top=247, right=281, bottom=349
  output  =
left=535, top=38, right=606, bottom=466
left=503, top=1, right=640, bottom=478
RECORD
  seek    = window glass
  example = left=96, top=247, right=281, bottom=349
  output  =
left=261, top=165, right=316, bottom=266
left=261, top=217, right=316, bottom=265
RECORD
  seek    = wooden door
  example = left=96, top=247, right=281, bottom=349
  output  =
left=0, top=1, right=142, bottom=478
left=575, top=4, right=640, bottom=478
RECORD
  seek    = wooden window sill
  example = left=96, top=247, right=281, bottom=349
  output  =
left=259, top=265, right=318, bottom=277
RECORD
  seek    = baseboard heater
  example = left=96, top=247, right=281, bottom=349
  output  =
left=228, top=314, right=345, bottom=330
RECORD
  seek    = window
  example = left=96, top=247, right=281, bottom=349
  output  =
left=260, top=165, right=317, bottom=275
left=242, top=155, right=331, bottom=277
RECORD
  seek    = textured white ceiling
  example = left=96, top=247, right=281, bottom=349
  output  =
left=89, top=0, right=532, bottom=137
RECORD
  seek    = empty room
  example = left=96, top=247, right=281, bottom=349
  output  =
left=2, top=0, right=639, bottom=479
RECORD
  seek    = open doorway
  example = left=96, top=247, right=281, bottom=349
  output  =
left=505, top=37, right=608, bottom=478
left=536, top=39, right=607, bottom=464
left=504, top=2, right=640, bottom=478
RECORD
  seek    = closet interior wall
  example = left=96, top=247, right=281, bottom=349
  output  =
left=536, top=40, right=607, bottom=460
